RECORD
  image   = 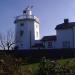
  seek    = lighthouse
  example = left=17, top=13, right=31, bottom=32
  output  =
left=14, top=6, right=40, bottom=49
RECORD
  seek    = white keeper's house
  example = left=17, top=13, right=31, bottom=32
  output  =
left=14, top=6, right=75, bottom=49
left=42, top=19, right=75, bottom=49
left=55, top=19, right=75, bottom=49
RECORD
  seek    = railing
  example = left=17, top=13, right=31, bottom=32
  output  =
left=15, top=15, right=40, bottom=23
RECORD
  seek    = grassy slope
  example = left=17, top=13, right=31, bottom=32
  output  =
left=20, top=58, right=75, bottom=73
left=21, top=63, right=39, bottom=73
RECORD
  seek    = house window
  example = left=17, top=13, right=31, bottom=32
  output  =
left=62, top=41, right=70, bottom=48
left=20, top=30, right=24, bottom=36
left=20, top=23, right=24, bottom=26
left=21, top=44, right=23, bottom=46
left=36, top=31, right=38, bottom=37
left=48, top=42, right=52, bottom=48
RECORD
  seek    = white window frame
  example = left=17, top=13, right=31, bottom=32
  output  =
left=48, top=41, right=53, bottom=48
left=62, top=41, right=70, bottom=48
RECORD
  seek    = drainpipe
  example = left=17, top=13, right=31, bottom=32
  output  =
left=30, top=31, right=31, bottom=48
left=72, top=27, right=74, bottom=48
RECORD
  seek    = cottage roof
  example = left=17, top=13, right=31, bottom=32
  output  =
left=41, top=35, right=56, bottom=41
left=55, top=22, right=75, bottom=30
left=55, top=19, right=75, bottom=30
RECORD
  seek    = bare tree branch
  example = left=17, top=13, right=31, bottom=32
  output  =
left=0, top=33, right=5, bottom=50
left=0, top=30, right=15, bottom=50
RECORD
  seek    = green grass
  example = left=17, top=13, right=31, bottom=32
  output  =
left=57, top=58, right=75, bottom=65
left=1, top=53, right=75, bottom=75
left=20, top=63, right=39, bottom=73
left=20, top=58, right=75, bottom=74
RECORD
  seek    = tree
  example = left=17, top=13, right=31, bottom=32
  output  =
left=0, top=30, right=15, bottom=50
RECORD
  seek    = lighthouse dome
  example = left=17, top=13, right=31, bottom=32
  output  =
left=23, top=6, right=32, bottom=16
left=14, top=6, right=40, bottom=23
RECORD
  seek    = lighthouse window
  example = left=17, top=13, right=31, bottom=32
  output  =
left=36, top=25, right=38, bottom=28
left=20, top=30, right=24, bottom=36
left=36, top=31, right=38, bottom=37
left=20, top=23, right=24, bottom=26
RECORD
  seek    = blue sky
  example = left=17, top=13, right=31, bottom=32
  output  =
left=0, top=0, right=75, bottom=38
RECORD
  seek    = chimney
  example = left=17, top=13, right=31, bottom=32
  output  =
left=64, top=19, right=69, bottom=24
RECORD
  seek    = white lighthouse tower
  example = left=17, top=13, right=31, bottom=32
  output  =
left=14, top=6, right=40, bottom=49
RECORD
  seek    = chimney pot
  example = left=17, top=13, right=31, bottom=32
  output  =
left=64, top=19, right=69, bottom=24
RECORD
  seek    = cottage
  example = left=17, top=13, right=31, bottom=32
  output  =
left=55, top=19, right=75, bottom=48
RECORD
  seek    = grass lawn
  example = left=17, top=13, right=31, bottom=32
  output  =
left=1, top=52, right=75, bottom=75
left=20, top=63, right=39, bottom=74
left=20, top=58, right=75, bottom=74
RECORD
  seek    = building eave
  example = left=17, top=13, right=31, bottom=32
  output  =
left=14, top=18, right=40, bottom=24
left=41, top=35, right=57, bottom=42
left=55, top=22, right=75, bottom=30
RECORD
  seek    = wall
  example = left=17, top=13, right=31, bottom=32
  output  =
left=43, top=41, right=56, bottom=49
left=15, top=20, right=34, bottom=49
left=15, top=18, right=40, bottom=49
left=34, top=21, right=40, bottom=40
left=56, top=28, right=74, bottom=48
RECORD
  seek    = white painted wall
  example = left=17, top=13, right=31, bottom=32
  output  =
left=43, top=41, right=56, bottom=49
left=56, top=28, right=74, bottom=48
left=15, top=19, right=40, bottom=49
left=34, top=21, right=40, bottom=40
left=15, top=16, right=40, bottom=49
